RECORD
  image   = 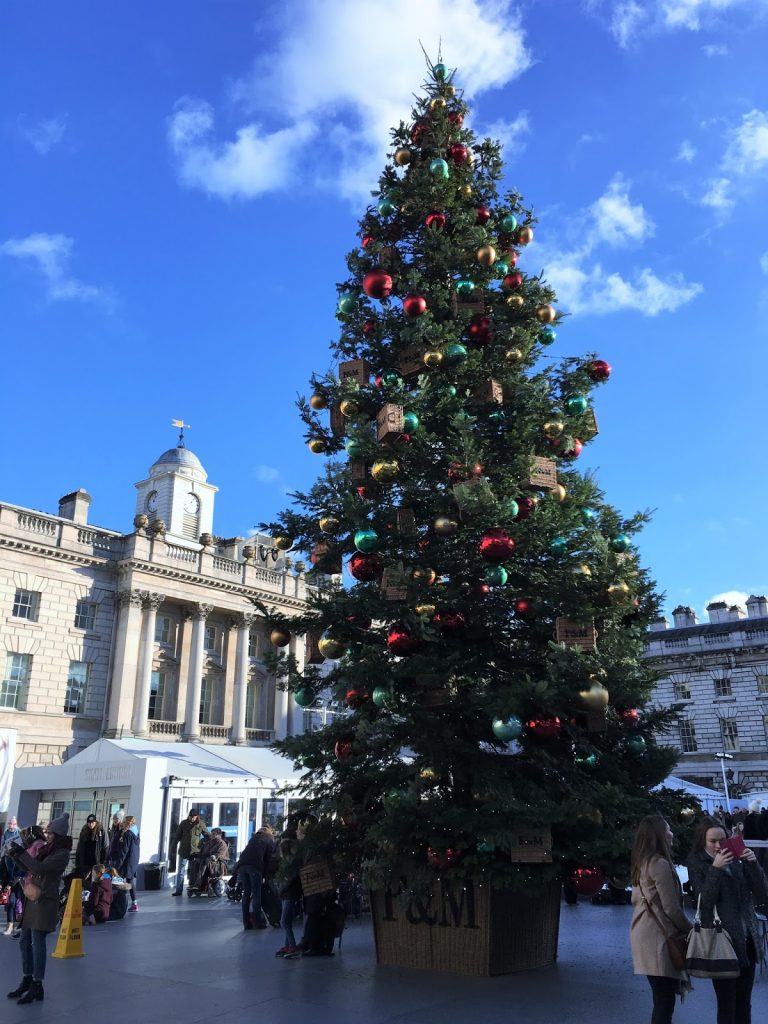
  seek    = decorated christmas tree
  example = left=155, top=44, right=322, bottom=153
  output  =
left=261, top=58, right=680, bottom=967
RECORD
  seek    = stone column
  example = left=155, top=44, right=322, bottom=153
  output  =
left=105, top=590, right=144, bottom=736
left=183, top=603, right=213, bottom=741
left=131, top=592, right=164, bottom=737
left=273, top=633, right=294, bottom=741
left=231, top=612, right=255, bottom=745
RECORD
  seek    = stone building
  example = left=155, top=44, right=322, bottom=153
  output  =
left=645, top=597, right=768, bottom=795
left=0, top=438, right=309, bottom=769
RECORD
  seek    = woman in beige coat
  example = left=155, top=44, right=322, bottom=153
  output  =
left=630, top=815, right=692, bottom=1024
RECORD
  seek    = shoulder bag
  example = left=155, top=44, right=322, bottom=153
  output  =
left=637, top=880, right=688, bottom=971
left=22, top=874, right=42, bottom=903
left=685, top=894, right=740, bottom=979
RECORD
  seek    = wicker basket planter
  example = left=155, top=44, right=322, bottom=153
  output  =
left=371, top=877, right=561, bottom=976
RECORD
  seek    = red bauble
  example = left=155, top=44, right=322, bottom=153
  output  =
left=562, top=438, right=583, bottom=461
left=334, top=739, right=353, bottom=760
left=427, top=846, right=464, bottom=870
left=374, top=373, right=384, bottom=388
left=468, top=314, right=492, bottom=345
left=447, top=111, right=464, bottom=128
left=387, top=625, right=421, bottom=656
left=620, top=708, right=640, bottom=726
left=362, top=318, right=377, bottom=335
left=411, top=122, right=427, bottom=144
left=448, top=143, right=469, bottom=164
left=506, top=251, right=519, bottom=267
left=475, top=205, right=491, bottom=226
left=345, top=688, right=370, bottom=709
left=403, top=294, right=427, bottom=317
left=349, top=552, right=383, bottom=581
left=567, top=866, right=606, bottom=897
left=471, top=582, right=491, bottom=595
left=447, top=461, right=483, bottom=484
left=425, top=212, right=447, bottom=230
left=361, top=234, right=375, bottom=249
left=589, top=359, right=612, bottom=382
left=479, top=528, right=515, bottom=563
left=514, top=598, right=533, bottom=618
left=363, top=269, right=393, bottom=300
left=525, top=716, right=561, bottom=740
left=434, top=610, right=465, bottom=632
left=516, top=497, right=537, bottom=520
left=356, top=484, right=377, bottom=500
left=502, top=271, right=523, bottom=291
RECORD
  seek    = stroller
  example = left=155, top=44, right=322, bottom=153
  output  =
left=187, top=853, right=227, bottom=898
left=225, top=868, right=242, bottom=902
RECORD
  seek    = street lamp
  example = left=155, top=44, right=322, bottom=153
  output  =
left=715, top=752, right=734, bottom=814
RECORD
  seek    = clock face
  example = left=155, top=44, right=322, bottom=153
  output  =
left=184, top=493, right=200, bottom=514
left=146, top=491, right=159, bottom=514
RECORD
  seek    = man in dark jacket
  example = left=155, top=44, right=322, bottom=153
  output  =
left=171, top=809, right=209, bottom=896
left=234, top=826, right=275, bottom=930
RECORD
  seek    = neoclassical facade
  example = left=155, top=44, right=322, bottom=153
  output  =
left=0, top=440, right=308, bottom=768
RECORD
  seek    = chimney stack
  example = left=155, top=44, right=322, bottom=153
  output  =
left=728, top=604, right=745, bottom=621
left=672, top=605, right=697, bottom=628
left=58, top=489, right=91, bottom=525
left=706, top=601, right=729, bottom=624
left=649, top=617, right=669, bottom=632
left=746, top=595, right=768, bottom=619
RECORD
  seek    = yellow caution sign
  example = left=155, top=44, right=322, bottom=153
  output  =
left=52, top=877, right=85, bottom=959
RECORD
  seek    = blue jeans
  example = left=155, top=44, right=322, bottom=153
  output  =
left=239, top=865, right=264, bottom=926
left=174, top=857, right=189, bottom=894
left=281, top=898, right=297, bottom=947
left=20, top=928, right=48, bottom=981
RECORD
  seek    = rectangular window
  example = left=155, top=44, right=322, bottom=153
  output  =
left=678, top=721, right=697, bottom=753
left=248, top=631, right=259, bottom=658
left=64, top=660, right=89, bottom=714
left=261, top=799, right=284, bottom=831
left=764, top=716, right=768, bottom=748
left=204, top=625, right=217, bottom=653
left=245, top=678, right=258, bottom=729
left=1, top=653, right=31, bottom=709
left=756, top=674, right=768, bottom=695
left=12, top=589, right=40, bottom=621
left=154, top=616, right=171, bottom=644
left=673, top=679, right=691, bottom=700
left=148, top=670, right=166, bottom=721
left=74, top=599, right=96, bottom=631
left=720, top=717, right=739, bottom=752
left=199, top=676, right=213, bottom=724
left=713, top=675, right=732, bottom=698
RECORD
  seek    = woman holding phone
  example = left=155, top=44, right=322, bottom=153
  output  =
left=687, top=818, right=768, bottom=1024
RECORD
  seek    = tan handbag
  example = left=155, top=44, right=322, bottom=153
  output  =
left=685, top=895, right=740, bottom=979
left=22, top=875, right=42, bottom=903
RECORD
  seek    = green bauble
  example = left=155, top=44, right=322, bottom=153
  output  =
left=337, top=292, right=357, bottom=314
left=488, top=409, right=505, bottom=425
left=485, top=565, right=508, bottom=586
left=378, top=196, right=397, bottom=216
left=447, top=385, right=457, bottom=397
left=500, top=214, right=518, bottom=233
left=550, top=535, right=568, bottom=554
left=433, top=62, right=447, bottom=79
left=611, top=533, right=630, bottom=552
left=381, top=370, right=403, bottom=388
left=443, top=342, right=467, bottom=364
left=372, top=685, right=393, bottom=708
left=429, top=158, right=450, bottom=179
left=580, top=507, right=598, bottom=525
left=492, top=715, right=523, bottom=741
left=403, top=411, right=420, bottom=433
left=354, top=528, right=379, bottom=553
left=539, top=326, right=556, bottom=346
left=456, top=279, right=476, bottom=296
left=345, top=439, right=364, bottom=458
left=495, top=261, right=509, bottom=276
left=506, top=498, right=519, bottom=518
left=566, top=394, right=588, bottom=415
left=293, top=688, right=315, bottom=708
left=626, top=735, right=647, bottom=756
left=576, top=752, right=599, bottom=768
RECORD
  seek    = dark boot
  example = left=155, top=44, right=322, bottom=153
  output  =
left=7, top=977, right=32, bottom=999
left=17, top=980, right=44, bottom=1004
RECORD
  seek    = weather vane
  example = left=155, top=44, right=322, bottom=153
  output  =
left=171, top=419, right=191, bottom=446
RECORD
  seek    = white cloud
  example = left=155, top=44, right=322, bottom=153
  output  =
left=590, top=175, right=653, bottom=246
left=700, top=176, right=734, bottom=212
left=544, top=260, right=702, bottom=316
left=702, top=42, right=729, bottom=55
left=609, top=1, right=646, bottom=46
left=722, top=109, right=768, bottom=175
left=1, top=233, right=102, bottom=303
left=760, top=252, right=768, bottom=274
left=254, top=464, right=281, bottom=484
left=676, top=140, right=697, bottom=162
left=706, top=590, right=748, bottom=610
left=168, top=0, right=531, bottom=203
left=21, top=114, right=68, bottom=154
left=596, top=0, right=756, bottom=45
left=479, top=113, right=530, bottom=154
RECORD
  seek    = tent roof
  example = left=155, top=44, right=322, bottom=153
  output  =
left=664, top=775, right=721, bottom=796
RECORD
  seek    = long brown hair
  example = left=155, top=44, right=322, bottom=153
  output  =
left=630, top=814, right=673, bottom=884
left=690, top=817, right=726, bottom=855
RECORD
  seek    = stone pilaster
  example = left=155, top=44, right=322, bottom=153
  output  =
left=131, top=591, right=164, bottom=737
left=105, top=589, right=144, bottom=736
left=230, top=612, right=256, bottom=745
left=183, top=603, right=213, bottom=741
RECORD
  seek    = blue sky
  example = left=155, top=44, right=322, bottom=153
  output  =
left=2, top=0, right=768, bottom=620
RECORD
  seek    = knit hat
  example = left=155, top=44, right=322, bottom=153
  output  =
left=48, top=812, right=70, bottom=837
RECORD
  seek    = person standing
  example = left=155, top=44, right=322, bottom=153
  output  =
left=234, top=826, right=275, bottom=930
left=629, top=815, right=691, bottom=1024
left=114, top=816, right=140, bottom=912
left=687, top=817, right=768, bottom=1024
left=75, top=815, right=107, bottom=877
left=171, top=809, right=209, bottom=897
left=5, top=812, right=72, bottom=1004
left=106, top=811, right=124, bottom=867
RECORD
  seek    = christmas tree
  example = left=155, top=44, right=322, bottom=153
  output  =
left=261, top=59, right=679, bottom=907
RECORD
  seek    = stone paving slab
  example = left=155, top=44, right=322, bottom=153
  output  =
left=0, top=892, right=766, bottom=1023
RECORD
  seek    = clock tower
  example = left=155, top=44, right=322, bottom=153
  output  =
left=134, top=438, right=218, bottom=546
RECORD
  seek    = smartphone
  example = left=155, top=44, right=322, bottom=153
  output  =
left=720, top=835, right=747, bottom=858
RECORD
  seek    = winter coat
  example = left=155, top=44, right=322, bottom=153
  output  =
left=75, top=826, right=108, bottom=873
left=687, top=849, right=768, bottom=970
left=235, top=833, right=274, bottom=874
left=173, top=819, right=209, bottom=858
left=199, top=834, right=229, bottom=863
left=630, top=855, right=691, bottom=978
left=743, top=813, right=764, bottom=841
left=84, top=876, right=113, bottom=922
left=107, top=825, right=123, bottom=867
left=114, top=826, right=140, bottom=880
left=13, top=836, right=73, bottom=933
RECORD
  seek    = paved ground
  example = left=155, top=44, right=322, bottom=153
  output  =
left=1, top=891, right=766, bottom=1024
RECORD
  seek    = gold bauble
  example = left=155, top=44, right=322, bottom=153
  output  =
left=339, top=398, right=360, bottom=417
left=394, top=147, right=412, bottom=166
left=461, top=184, right=472, bottom=198
left=429, top=96, right=447, bottom=114
left=308, top=438, right=327, bottom=454
left=543, top=420, right=564, bottom=439
left=419, top=766, right=438, bottom=781
left=573, top=564, right=592, bottom=577
left=318, top=635, right=348, bottom=660
left=415, top=602, right=436, bottom=617
left=506, top=294, right=525, bottom=310
left=444, top=84, right=456, bottom=98
left=476, top=244, right=497, bottom=267
left=504, top=347, right=524, bottom=363
left=370, top=458, right=399, bottom=482
left=412, top=567, right=437, bottom=585
left=309, top=393, right=327, bottom=410
left=536, top=304, right=556, bottom=324
left=578, top=683, right=610, bottom=711
left=269, top=628, right=291, bottom=648
left=518, top=225, right=534, bottom=245
left=607, top=582, right=632, bottom=603
left=319, top=515, right=340, bottom=534
left=553, top=484, right=568, bottom=502
left=680, top=806, right=696, bottom=822
left=434, top=516, right=459, bottom=536
left=423, top=350, right=443, bottom=368
left=274, top=535, right=293, bottom=551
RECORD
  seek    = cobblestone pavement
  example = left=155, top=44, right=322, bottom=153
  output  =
left=0, top=892, right=766, bottom=1024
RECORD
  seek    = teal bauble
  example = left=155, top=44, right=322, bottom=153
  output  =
left=456, top=279, right=476, bottom=296
left=626, top=735, right=646, bottom=756
left=539, top=326, right=556, bottom=346
left=477, top=838, right=494, bottom=854
left=372, top=685, right=393, bottom=708
left=443, top=342, right=467, bottom=364
left=488, top=410, right=505, bottom=425
left=580, top=507, right=598, bottom=525
left=495, top=261, right=509, bottom=276
left=447, top=385, right=457, bottom=396
left=337, top=292, right=357, bottom=314
left=500, top=214, right=518, bottom=233
left=345, top=439, right=364, bottom=458
left=354, top=528, right=379, bottom=553
left=378, top=196, right=397, bottom=216
left=403, top=411, right=420, bottom=433
left=576, top=752, right=599, bottom=768
left=550, top=535, right=568, bottom=554
left=566, top=394, right=588, bottom=415
left=429, top=158, right=450, bottom=179
left=506, top=498, right=519, bottom=518
left=433, top=63, right=447, bottom=79
left=293, top=688, right=315, bottom=708
left=485, top=565, right=508, bottom=586
left=611, top=533, right=630, bottom=552
left=381, top=370, right=402, bottom=388
left=492, top=715, right=523, bottom=741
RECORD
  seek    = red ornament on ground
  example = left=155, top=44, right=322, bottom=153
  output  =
left=479, top=528, right=515, bottom=563
left=349, top=552, right=383, bottom=581
left=425, top=212, right=447, bottom=230
left=448, top=143, right=469, bottom=164
left=567, top=866, right=606, bottom=897
left=434, top=610, right=465, bottom=631
left=525, top=716, right=561, bottom=740
left=516, top=496, right=537, bottom=520
left=361, top=234, right=375, bottom=249
left=334, top=739, right=353, bottom=760
left=403, top=294, right=427, bottom=317
left=502, top=271, right=523, bottom=291
left=588, top=359, right=612, bottom=381
left=387, top=625, right=421, bottom=656
left=475, top=205, right=491, bottom=225
left=363, top=269, right=393, bottom=300
left=363, top=319, right=377, bottom=335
